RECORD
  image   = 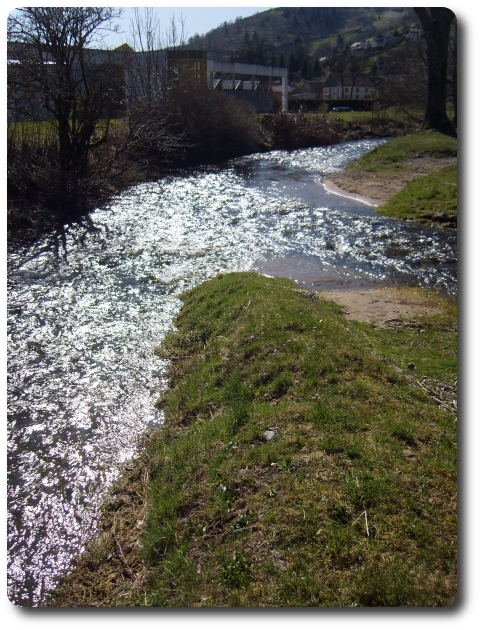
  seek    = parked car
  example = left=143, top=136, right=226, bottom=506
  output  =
left=329, top=106, right=354, bottom=112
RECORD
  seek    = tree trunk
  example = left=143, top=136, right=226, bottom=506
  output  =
left=452, top=19, right=457, bottom=129
left=414, top=8, right=455, bottom=134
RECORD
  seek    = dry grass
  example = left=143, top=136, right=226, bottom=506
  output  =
left=46, top=454, right=150, bottom=607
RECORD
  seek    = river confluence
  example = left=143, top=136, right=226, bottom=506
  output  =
left=7, top=139, right=457, bottom=605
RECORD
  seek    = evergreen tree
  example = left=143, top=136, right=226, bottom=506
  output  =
left=289, top=52, right=297, bottom=74
left=256, top=40, right=265, bottom=65
left=301, top=58, right=309, bottom=79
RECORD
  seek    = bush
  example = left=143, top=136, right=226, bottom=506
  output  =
left=7, top=136, right=86, bottom=232
left=7, top=120, right=144, bottom=246
left=262, top=112, right=341, bottom=150
left=123, top=85, right=262, bottom=171
left=166, top=85, right=262, bottom=165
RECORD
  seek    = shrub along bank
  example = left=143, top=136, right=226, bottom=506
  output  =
left=49, top=272, right=457, bottom=607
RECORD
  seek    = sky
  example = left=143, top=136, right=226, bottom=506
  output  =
left=98, top=6, right=270, bottom=49
left=6, top=4, right=272, bottom=50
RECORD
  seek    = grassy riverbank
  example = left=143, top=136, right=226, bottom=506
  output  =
left=49, top=272, right=457, bottom=607
left=324, top=132, right=457, bottom=227
left=377, top=166, right=457, bottom=226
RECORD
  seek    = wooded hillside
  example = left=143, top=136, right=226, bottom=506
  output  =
left=187, top=7, right=415, bottom=63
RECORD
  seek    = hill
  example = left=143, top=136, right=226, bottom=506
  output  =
left=186, top=7, right=415, bottom=65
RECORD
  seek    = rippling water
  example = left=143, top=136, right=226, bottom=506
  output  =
left=7, top=139, right=457, bottom=605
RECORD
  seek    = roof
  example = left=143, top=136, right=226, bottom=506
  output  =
left=322, top=73, right=341, bottom=88
left=114, top=43, right=134, bottom=53
left=324, top=72, right=375, bottom=88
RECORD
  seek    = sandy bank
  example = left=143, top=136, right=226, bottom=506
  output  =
left=319, top=286, right=443, bottom=328
left=322, top=156, right=457, bottom=207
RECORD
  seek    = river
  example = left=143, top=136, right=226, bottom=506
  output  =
left=7, top=139, right=457, bottom=605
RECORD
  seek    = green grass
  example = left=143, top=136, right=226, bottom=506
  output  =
left=7, top=120, right=58, bottom=144
left=322, top=108, right=421, bottom=126
left=340, top=132, right=457, bottom=226
left=327, top=111, right=372, bottom=122
left=309, top=31, right=361, bottom=52
left=378, top=166, right=457, bottom=227
left=307, top=108, right=406, bottom=124
left=7, top=118, right=127, bottom=146
left=346, top=132, right=457, bottom=174
left=371, top=9, right=410, bottom=32
left=124, top=272, right=456, bottom=607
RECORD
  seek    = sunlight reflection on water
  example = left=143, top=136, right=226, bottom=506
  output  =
left=7, top=139, right=456, bottom=604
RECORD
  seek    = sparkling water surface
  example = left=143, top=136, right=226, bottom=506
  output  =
left=7, top=139, right=457, bottom=605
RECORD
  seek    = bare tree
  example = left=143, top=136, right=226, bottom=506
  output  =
left=168, top=12, right=187, bottom=49
left=373, top=29, right=428, bottom=121
left=413, top=7, right=456, bottom=133
left=121, top=11, right=189, bottom=171
left=347, top=52, right=367, bottom=101
left=331, top=53, right=348, bottom=97
left=8, top=7, right=123, bottom=177
left=448, top=17, right=457, bottom=128
left=330, top=47, right=367, bottom=101
left=126, top=8, right=167, bottom=106
left=165, top=13, right=187, bottom=96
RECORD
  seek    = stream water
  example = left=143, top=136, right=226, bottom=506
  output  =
left=7, top=139, right=457, bottom=605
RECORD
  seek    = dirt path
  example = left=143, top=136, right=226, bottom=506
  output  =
left=322, top=156, right=457, bottom=207
left=319, top=286, right=443, bottom=328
